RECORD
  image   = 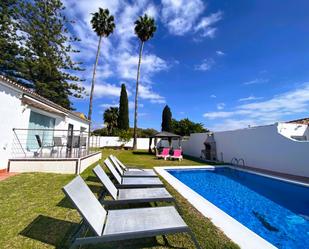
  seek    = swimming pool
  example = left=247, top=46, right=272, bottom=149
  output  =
left=167, top=167, right=309, bottom=249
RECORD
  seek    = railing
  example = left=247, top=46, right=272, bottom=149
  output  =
left=11, top=128, right=99, bottom=159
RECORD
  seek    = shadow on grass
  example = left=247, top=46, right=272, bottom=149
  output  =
left=132, top=151, right=152, bottom=156
left=57, top=196, right=75, bottom=209
left=85, top=175, right=100, bottom=183
left=20, top=215, right=77, bottom=249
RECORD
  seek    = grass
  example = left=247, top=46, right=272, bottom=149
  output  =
left=0, top=149, right=239, bottom=249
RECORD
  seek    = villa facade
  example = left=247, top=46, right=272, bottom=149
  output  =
left=0, top=75, right=101, bottom=173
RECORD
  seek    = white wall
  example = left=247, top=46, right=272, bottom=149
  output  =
left=90, top=136, right=154, bottom=150
left=181, top=133, right=208, bottom=158
left=90, top=136, right=182, bottom=150
left=182, top=123, right=309, bottom=177
left=0, top=83, right=25, bottom=169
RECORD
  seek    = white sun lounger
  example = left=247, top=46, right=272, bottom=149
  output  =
left=109, top=155, right=157, bottom=177
left=62, top=176, right=201, bottom=249
left=104, top=159, right=163, bottom=188
left=93, top=165, right=174, bottom=205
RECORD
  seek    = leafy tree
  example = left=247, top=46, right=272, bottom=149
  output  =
left=172, top=118, right=208, bottom=136
left=88, top=8, right=115, bottom=128
left=161, top=105, right=172, bottom=132
left=0, top=0, right=21, bottom=81
left=118, top=129, right=132, bottom=147
left=16, top=0, right=85, bottom=109
left=133, top=14, right=156, bottom=150
left=103, top=107, right=119, bottom=135
left=118, top=83, right=129, bottom=130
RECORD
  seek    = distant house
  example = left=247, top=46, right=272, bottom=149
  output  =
left=288, top=117, right=309, bottom=125
left=0, top=75, right=100, bottom=174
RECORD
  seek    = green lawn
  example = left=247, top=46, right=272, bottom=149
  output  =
left=0, top=149, right=239, bottom=249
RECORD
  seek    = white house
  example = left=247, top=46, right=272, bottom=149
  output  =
left=0, top=75, right=101, bottom=174
left=182, top=122, right=309, bottom=179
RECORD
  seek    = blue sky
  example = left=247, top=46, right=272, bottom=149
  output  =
left=63, top=0, right=309, bottom=131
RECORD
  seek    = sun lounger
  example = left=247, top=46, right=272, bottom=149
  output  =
left=170, top=149, right=183, bottom=161
left=93, top=165, right=174, bottom=205
left=104, top=159, right=163, bottom=188
left=109, top=155, right=157, bottom=177
left=62, top=176, right=201, bottom=249
left=112, top=155, right=155, bottom=172
left=156, top=147, right=170, bottom=160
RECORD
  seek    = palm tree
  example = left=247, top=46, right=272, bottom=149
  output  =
left=132, top=14, right=157, bottom=150
left=88, top=8, right=115, bottom=137
left=103, top=107, right=119, bottom=135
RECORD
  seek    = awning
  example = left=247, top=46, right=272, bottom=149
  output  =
left=21, top=95, right=67, bottom=117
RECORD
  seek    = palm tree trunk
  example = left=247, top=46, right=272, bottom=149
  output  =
left=87, top=35, right=102, bottom=148
left=133, top=41, right=144, bottom=150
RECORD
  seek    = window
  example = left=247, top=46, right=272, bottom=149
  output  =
left=26, top=111, right=56, bottom=150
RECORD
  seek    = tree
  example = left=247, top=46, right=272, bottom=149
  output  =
left=118, top=83, right=129, bottom=130
left=88, top=8, right=115, bottom=130
left=161, top=105, right=172, bottom=132
left=133, top=14, right=156, bottom=150
left=103, top=107, right=119, bottom=135
left=172, top=118, right=208, bottom=136
left=0, top=0, right=21, bottom=81
left=16, top=0, right=85, bottom=109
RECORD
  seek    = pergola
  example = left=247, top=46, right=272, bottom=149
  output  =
left=148, top=131, right=182, bottom=153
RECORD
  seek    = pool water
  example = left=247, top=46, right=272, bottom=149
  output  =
left=168, top=167, right=309, bottom=249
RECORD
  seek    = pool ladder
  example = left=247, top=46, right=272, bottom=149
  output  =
left=231, top=157, right=245, bottom=167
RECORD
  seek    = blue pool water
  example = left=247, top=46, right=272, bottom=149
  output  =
left=168, top=167, right=309, bottom=249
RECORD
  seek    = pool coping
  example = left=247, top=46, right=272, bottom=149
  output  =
left=155, top=165, right=278, bottom=249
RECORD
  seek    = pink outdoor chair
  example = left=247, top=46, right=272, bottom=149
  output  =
left=170, top=149, right=183, bottom=161
left=156, top=148, right=170, bottom=160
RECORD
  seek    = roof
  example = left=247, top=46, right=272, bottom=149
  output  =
left=150, top=131, right=181, bottom=138
left=0, top=75, right=89, bottom=123
left=287, top=118, right=309, bottom=125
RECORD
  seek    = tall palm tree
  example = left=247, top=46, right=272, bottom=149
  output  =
left=133, top=14, right=157, bottom=150
left=103, top=107, right=119, bottom=135
left=88, top=8, right=115, bottom=138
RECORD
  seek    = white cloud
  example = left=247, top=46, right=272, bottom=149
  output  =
left=204, top=83, right=309, bottom=130
left=204, top=111, right=235, bottom=119
left=217, top=103, right=225, bottom=110
left=216, top=50, right=225, bottom=56
left=161, top=0, right=205, bottom=36
left=243, top=78, right=269, bottom=85
left=84, top=83, right=121, bottom=98
left=194, top=11, right=223, bottom=38
left=100, top=103, right=118, bottom=109
left=238, top=95, right=263, bottom=102
left=139, top=84, right=166, bottom=103
left=195, top=58, right=215, bottom=71
left=210, top=94, right=217, bottom=98
left=129, top=101, right=144, bottom=109
left=116, top=52, right=169, bottom=82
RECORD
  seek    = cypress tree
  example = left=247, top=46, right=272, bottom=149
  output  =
left=161, top=105, right=172, bottom=132
left=15, top=0, right=84, bottom=110
left=118, top=83, right=129, bottom=130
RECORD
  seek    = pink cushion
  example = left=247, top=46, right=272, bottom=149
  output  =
left=173, top=149, right=182, bottom=157
left=159, top=148, right=170, bottom=156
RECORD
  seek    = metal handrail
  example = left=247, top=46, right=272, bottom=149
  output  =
left=238, top=158, right=245, bottom=167
left=13, top=128, right=85, bottom=132
left=230, top=157, right=238, bottom=166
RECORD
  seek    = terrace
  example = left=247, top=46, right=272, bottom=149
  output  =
left=8, top=128, right=101, bottom=174
left=0, top=149, right=239, bottom=249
